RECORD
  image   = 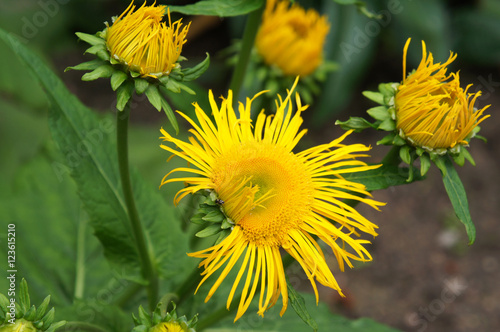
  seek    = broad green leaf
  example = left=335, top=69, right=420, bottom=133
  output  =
left=335, top=117, right=374, bottom=132
left=205, top=292, right=400, bottom=331
left=343, top=164, right=423, bottom=191
left=168, top=0, right=264, bottom=17
left=0, top=28, right=191, bottom=283
left=439, top=156, right=476, bottom=245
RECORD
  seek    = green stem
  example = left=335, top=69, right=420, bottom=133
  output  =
left=74, top=207, right=86, bottom=300
left=116, top=104, right=158, bottom=310
left=174, top=264, right=203, bottom=307
left=381, top=145, right=401, bottom=166
left=64, top=321, right=109, bottom=332
left=228, top=3, right=264, bottom=100
left=114, top=282, right=143, bottom=308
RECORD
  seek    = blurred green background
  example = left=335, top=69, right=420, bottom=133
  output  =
left=0, top=0, right=499, bottom=331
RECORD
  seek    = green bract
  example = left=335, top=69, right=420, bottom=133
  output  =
left=66, top=31, right=210, bottom=134
left=0, top=279, right=65, bottom=332
left=132, top=302, right=197, bottom=332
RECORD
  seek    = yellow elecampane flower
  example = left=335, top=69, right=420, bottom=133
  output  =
left=255, top=0, right=330, bottom=76
left=105, top=1, right=190, bottom=78
left=150, top=322, right=184, bottom=332
left=160, top=79, right=384, bottom=321
left=395, top=38, right=490, bottom=152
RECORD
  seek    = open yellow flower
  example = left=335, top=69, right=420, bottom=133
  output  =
left=395, top=38, right=490, bottom=152
left=105, top=1, right=190, bottom=78
left=160, top=79, right=383, bottom=321
left=255, top=0, right=330, bottom=76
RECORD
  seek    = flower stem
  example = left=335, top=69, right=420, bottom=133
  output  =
left=229, top=3, right=264, bottom=101
left=382, top=145, right=401, bottom=166
left=116, top=104, right=158, bottom=310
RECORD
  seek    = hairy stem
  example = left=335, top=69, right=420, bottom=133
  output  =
left=116, top=105, right=158, bottom=310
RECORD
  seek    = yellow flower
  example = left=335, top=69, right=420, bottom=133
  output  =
left=160, top=79, right=384, bottom=321
left=0, top=319, right=36, bottom=332
left=150, top=322, right=184, bottom=332
left=105, top=1, right=190, bottom=78
left=255, top=0, right=330, bottom=76
left=395, top=38, right=490, bottom=152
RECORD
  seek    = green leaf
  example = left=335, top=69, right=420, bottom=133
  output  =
left=168, top=0, right=264, bottom=17
left=110, top=71, right=128, bottom=91
left=419, top=153, right=431, bottom=177
left=343, top=164, right=423, bottom=191
left=182, top=53, right=211, bottom=81
left=439, top=156, right=476, bottom=245
left=19, top=279, right=30, bottom=314
left=75, top=32, right=106, bottom=46
left=362, top=91, right=385, bottom=105
left=333, top=0, right=382, bottom=19
left=0, top=28, right=190, bottom=283
left=335, top=117, right=374, bottom=132
left=287, top=279, right=318, bottom=332
left=206, top=292, right=400, bottom=331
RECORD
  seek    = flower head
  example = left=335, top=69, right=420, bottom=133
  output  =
left=255, top=0, right=330, bottom=76
left=395, top=38, right=490, bottom=152
left=160, top=79, right=384, bottom=320
left=132, top=302, right=197, bottom=332
left=106, top=1, right=190, bottom=78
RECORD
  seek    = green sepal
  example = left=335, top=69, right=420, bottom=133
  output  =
left=0, top=294, right=9, bottom=313
left=366, top=106, right=390, bottom=121
left=461, top=147, right=476, bottom=166
left=83, top=43, right=106, bottom=56
left=45, top=321, right=66, bottom=332
left=196, top=224, right=222, bottom=238
left=190, top=213, right=205, bottom=225
left=116, top=81, right=134, bottom=111
left=177, top=82, right=196, bottom=95
left=452, top=150, right=465, bottom=166
left=34, top=319, right=44, bottom=329
left=19, top=279, right=30, bottom=315
left=420, top=153, right=431, bottom=176
left=431, top=154, right=447, bottom=176
left=286, top=277, right=318, bottom=332
left=376, top=133, right=395, bottom=145
left=165, top=79, right=181, bottom=93
left=137, top=305, right=151, bottom=327
left=202, top=210, right=225, bottom=223
left=64, top=59, right=105, bottom=72
left=130, top=70, right=141, bottom=78
left=221, top=218, right=233, bottom=229
left=439, top=156, right=476, bottom=245
left=110, top=71, right=128, bottom=91
left=81, top=64, right=114, bottom=81
left=96, top=49, right=110, bottom=62
left=132, top=325, right=149, bottom=332
left=377, top=118, right=396, bottom=131
left=335, top=117, right=374, bottom=132
left=214, top=229, right=231, bottom=245
left=378, top=82, right=397, bottom=98
left=181, top=52, right=210, bottom=81
left=399, top=146, right=412, bottom=165
left=75, top=32, right=105, bottom=46
left=135, top=78, right=150, bottom=95
left=159, top=94, right=179, bottom=135
left=41, top=307, right=55, bottom=329
left=392, top=134, right=406, bottom=146
left=24, top=305, right=37, bottom=321
left=35, top=296, right=51, bottom=321
left=362, top=90, right=384, bottom=105
left=145, top=85, right=162, bottom=111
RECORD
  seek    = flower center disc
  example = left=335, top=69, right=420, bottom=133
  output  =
left=211, top=142, right=313, bottom=247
